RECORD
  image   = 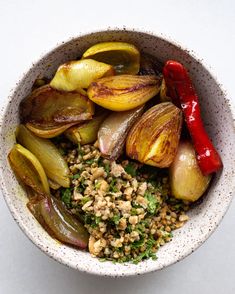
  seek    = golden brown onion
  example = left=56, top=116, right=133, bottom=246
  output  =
left=82, top=42, right=140, bottom=75
left=126, top=102, right=182, bottom=168
left=25, top=122, right=77, bottom=138
left=16, top=125, right=70, bottom=188
left=20, top=85, right=94, bottom=127
left=50, top=59, right=114, bottom=91
left=170, top=141, right=211, bottom=202
left=8, top=144, right=50, bottom=194
left=65, top=112, right=108, bottom=145
left=87, top=75, right=161, bottom=111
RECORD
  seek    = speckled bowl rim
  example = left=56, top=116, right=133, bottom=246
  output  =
left=0, top=27, right=234, bottom=277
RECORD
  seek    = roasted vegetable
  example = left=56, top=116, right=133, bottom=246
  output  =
left=8, top=144, right=50, bottom=194
left=16, top=125, right=70, bottom=188
left=48, top=179, right=61, bottom=190
left=20, top=85, right=94, bottom=127
left=98, top=106, right=144, bottom=160
left=87, top=75, right=161, bottom=111
left=40, top=196, right=89, bottom=248
left=27, top=194, right=89, bottom=248
left=139, top=53, right=163, bottom=76
left=163, top=60, right=222, bottom=174
left=126, top=102, right=182, bottom=167
left=25, top=122, right=77, bottom=138
left=160, top=78, right=171, bottom=102
left=65, top=112, right=108, bottom=145
left=27, top=193, right=50, bottom=229
left=82, top=42, right=140, bottom=75
left=170, top=141, right=211, bottom=201
left=50, top=59, right=114, bottom=91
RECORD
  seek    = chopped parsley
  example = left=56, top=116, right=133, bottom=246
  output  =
left=124, top=162, right=137, bottom=177
left=95, top=181, right=101, bottom=189
left=84, top=214, right=101, bottom=228
left=61, top=188, right=72, bottom=208
left=85, top=159, right=95, bottom=165
left=109, top=178, right=118, bottom=192
left=72, top=173, right=80, bottom=179
left=76, top=179, right=86, bottom=193
left=132, top=236, right=157, bottom=264
left=104, top=163, right=110, bottom=174
left=111, top=214, right=120, bottom=225
left=144, top=192, right=159, bottom=215
left=131, top=236, right=145, bottom=249
left=80, top=196, right=91, bottom=205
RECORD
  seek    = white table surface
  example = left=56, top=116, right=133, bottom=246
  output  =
left=0, top=0, right=234, bottom=293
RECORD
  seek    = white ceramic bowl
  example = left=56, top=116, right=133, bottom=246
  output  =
left=0, top=28, right=235, bottom=277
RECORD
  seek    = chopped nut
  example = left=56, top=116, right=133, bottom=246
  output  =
left=73, top=190, right=83, bottom=200
left=91, top=167, right=105, bottom=181
left=118, top=218, right=127, bottom=230
left=124, top=187, right=133, bottom=197
left=137, top=182, right=147, bottom=195
left=82, top=200, right=93, bottom=211
left=84, top=186, right=92, bottom=195
left=179, top=214, right=189, bottom=222
left=136, top=195, right=148, bottom=208
left=110, top=161, right=125, bottom=177
left=99, top=179, right=109, bottom=192
left=110, top=237, right=124, bottom=248
left=130, top=231, right=139, bottom=241
left=129, top=215, right=138, bottom=225
left=117, top=200, right=132, bottom=214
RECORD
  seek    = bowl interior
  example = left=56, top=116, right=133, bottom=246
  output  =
left=0, top=29, right=234, bottom=277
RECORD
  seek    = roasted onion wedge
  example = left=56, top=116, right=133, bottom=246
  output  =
left=82, top=42, right=140, bottom=75
left=87, top=75, right=161, bottom=111
left=16, top=125, right=70, bottom=188
left=25, top=122, right=77, bottom=138
left=20, top=85, right=94, bottom=126
left=27, top=195, right=89, bottom=248
left=98, top=106, right=144, bottom=160
left=50, top=59, right=114, bottom=91
left=126, top=102, right=182, bottom=168
left=139, top=53, right=163, bottom=76
left=40, top=196, right=89, bottom=248
left=65, top=112, right=108, bottom=145
left=8, top=144, right=50, bottom=194
left=170, top=141, right=211, bottom=202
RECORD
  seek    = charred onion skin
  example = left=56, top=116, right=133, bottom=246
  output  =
left=126, top=102, right=183, bottom=168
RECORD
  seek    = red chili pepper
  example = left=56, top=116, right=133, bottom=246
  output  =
left=163, top=60, right=222, bottom=175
